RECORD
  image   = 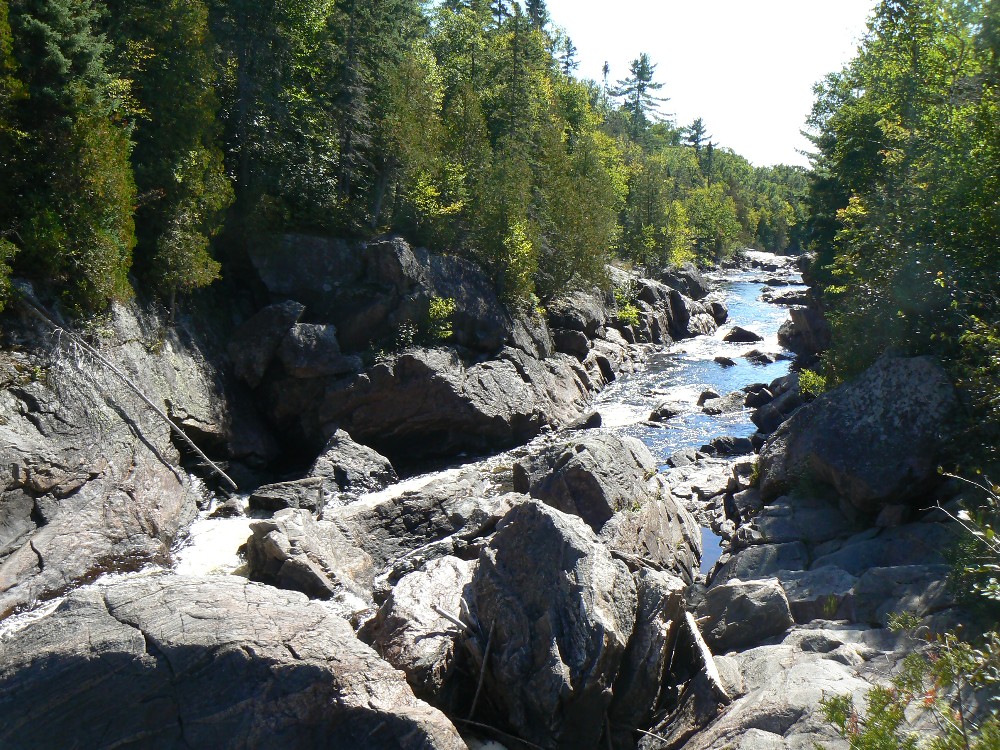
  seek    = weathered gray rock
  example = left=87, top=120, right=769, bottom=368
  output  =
left=698, top=578, right=794, bottom=653
left=0, top=298, right=267, bottom=618
left=660, top=264, right=711, bottom=300
left=649, top=400, right=687, bottom=422
left=229, top=300, right=306, bottom=387
left=310, top=429, right=397, bottom=496
left=724, top=326, right=764, bottom=343
left=265, top=347, right=593, bottom=460
left=778, top=306, right=831, bottom=356
left=359, top=556, right=475, bottom=701
left=0, top=575, right=467, bottom=750
left=748, top=496, right=858, bottom=547
left=702, top=391, right=746, bottom=415
left=712, top=542, right=809, bottom=586
left=759, top=356, right=958, bottom=512
left=778, top=567, right=859, bottom=623
left=811, top=522, right=958, bottom=576
left=248, top=234, right=518, bottom=356
left=552, top=327, right=591, bottom=358
left=852, top=564, right=954, bottom=625
left=512, top=434, right=660, bottom=532
left=709, top=300, right=729, bottom=325
left=249, top=478, right=326, bottom=513
left=677, top=625, right=878, bottom=750
left=600, top=480, right=703, bottom=583
left=609, top=570, right=687, bottom=733
left=277, top=323, right=362, bottom=378
left=547, top=290, right=611, bottom=338
left=705, top=436, right=754, bottom=456
left=326, top=470, right=499, bottom=570
left=245, top=508, right=375, bottom=613
left=762, top=288, right=811, bottom=307
left=744, top=349, right=777, bottom=366
left=469, top=502, right=636, bottom=750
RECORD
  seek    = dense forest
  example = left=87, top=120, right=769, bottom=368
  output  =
left=0, top=0, right=807, bottom=315
left=806, top=0, right=1000, bottom=466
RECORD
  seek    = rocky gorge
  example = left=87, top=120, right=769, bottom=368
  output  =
left=0, top=238, right=972, bottom=749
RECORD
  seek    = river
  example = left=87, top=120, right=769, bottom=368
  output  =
left=172, top=249, right=804, bottom=579
left=0, top=250, right=804, bottom=640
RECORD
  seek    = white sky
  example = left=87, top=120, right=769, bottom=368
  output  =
left=544, top=0, right=878, bottom=167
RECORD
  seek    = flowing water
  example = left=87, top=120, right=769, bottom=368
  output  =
left=593, top=251, right=805, bottom=570
left=0, top=251, right=803, bottom=638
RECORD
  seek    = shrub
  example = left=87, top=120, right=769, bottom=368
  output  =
left=427, top=295, right=456, bottom=342
left=798, top=368, right=828, bottom=398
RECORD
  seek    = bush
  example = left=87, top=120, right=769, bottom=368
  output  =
left=427, top=295, right=456, bottom=342
left=798, top=368, right=828, bottom=398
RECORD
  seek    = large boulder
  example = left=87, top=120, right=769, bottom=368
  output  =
left=263, top=347, right=592, bottom=460
left=469, top=502, right=636, bottom=749
left=228, top=300, right=305, bottom=387
left=244, top=508, right=375, bottom=613
left=600, top=489, right=702, bottom=583
left=325, top=470, right=503, bottom=575
left=276, top=323, right=362, bottom=378
left=608, top=570, right=687, bottom=733
left=359, top=556, right=475, bottom=702
left=660, top=263, right=711, bottom=300
left=777, top=306, right=831, bottom=356
left=0, top=575, right=467, bottom=750
left=512, top=434, right=660, bottom=532
left=697, top=578, right=795, bottom=653
left=310, top=429, right=398, bottom=497
left=247, top=233, right=527, bottom=356
left=758, top=356, right=958, bottom=513
left=547, top=290, right=611, bottom=338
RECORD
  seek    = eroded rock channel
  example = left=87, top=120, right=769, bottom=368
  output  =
left=0, top=242, right=965, bottom=749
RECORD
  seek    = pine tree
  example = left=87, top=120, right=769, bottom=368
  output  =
left=525, top=0, right=548, bottom=29
left=612, top=52, right=668, bottom=138
left=684, top=117, right=709, bottom=154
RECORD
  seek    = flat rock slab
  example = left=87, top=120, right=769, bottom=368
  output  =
left=0, top=575, right=467, bottom=750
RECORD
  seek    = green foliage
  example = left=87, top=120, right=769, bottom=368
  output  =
left=806, top=0, right=1000, bottom=465
left=427, top=295, right=456, bottom=342
left=106, top=0, right=232, bottom=304
left=798, top=368, right=828, bottom=398
left=6, top=0, right=135, bottom=313
left=0, top=238, right=16, bottom=311
left=822, top=472, right=1000, bottom=750
left=822, top=627, right=1000, bottom=750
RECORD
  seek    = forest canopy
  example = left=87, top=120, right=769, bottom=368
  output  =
left=0, top=0, right=807, bottom=313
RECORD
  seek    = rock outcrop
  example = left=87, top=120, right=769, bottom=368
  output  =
left=0, top=297, right=273, bottom=618
left=468, top=501, right=637, bottom=750
left=758, top=356, right=958, bottom=513
left=0, top=575, right=467, bottom=750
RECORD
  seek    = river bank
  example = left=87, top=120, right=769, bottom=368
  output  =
left=0, top=244, right=968, bottom=749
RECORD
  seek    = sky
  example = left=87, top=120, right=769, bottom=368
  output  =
left=543, top=0, right=879, bottom=167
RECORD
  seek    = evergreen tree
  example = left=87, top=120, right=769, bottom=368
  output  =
left=612, top=52, right=668, bottom=138
left=105, top=0, right=232, bottom=309
left=8, top=0, right=135, bottom=313
left=525, top=0, right=548, bottom=29
left=684, top=117, right=709, bottom=153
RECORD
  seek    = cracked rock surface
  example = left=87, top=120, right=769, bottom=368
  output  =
left=0, top=574, right=468, bottom=750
